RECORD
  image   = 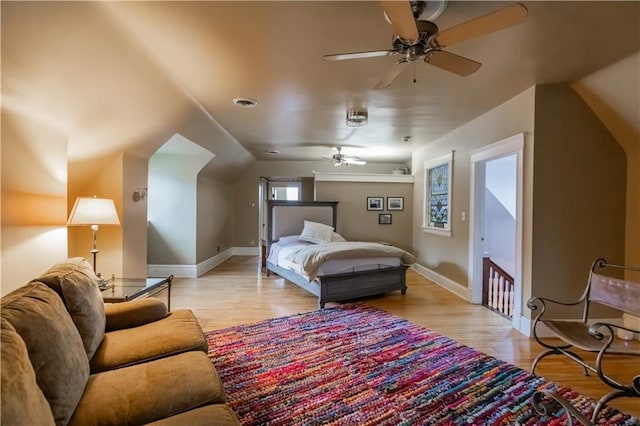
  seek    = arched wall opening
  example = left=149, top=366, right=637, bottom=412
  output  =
left=146, top=133, right=215, bottom=275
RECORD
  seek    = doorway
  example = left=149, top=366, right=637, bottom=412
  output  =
left=469, top=133, right=524, bottom=329
left=257, top=177, right=309, bottom=270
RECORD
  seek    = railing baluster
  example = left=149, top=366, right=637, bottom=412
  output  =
left=482, top=257, right=515, bottom=319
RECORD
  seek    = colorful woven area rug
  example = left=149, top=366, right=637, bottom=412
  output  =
left=205, top=304, right=637, bottom=425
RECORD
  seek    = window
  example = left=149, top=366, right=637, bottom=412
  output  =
left=271, top=187, right=299, bottom=200
left=269, top=181, right=301, bottom=201
left=423, top=152, right=453, bottom=236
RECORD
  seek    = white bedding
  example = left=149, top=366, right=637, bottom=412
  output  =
left=268, top=237, right=414, bottom=281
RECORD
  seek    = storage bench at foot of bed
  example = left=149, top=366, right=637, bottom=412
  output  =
left=318, top=265, right=408, bottom=308
left=267, top=261, right=408, bottom=308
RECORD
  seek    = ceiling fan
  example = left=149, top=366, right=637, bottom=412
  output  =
left=323, top=147, right=367, bottom=166
left=323, top=1, right=528, bottom=89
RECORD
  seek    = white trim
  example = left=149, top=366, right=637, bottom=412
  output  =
left=420, top=226, right=451, bottom=237
left=196, top=249, right=234, bottom=276
left=147, top=247, right=258, bottom=278
left=411, top=263, right=471, bottom=301
left=313, top=172, right=414, bottom=183
left=470, top=133, right=524, bottom=161
left=468, top=159, right=485, bottom=302
left=468, top=133, right=524, bottom=332
left=517, top=314, right=533, bottom=337
left=147, top=264, right=198, bottom=278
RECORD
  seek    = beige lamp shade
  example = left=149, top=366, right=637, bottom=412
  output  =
left=67, top=197, right=120, bottom=226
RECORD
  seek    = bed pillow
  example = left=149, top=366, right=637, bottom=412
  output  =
left=299, top=220, right=334, bottom=244
left=331, top=232, right=347, bottom=242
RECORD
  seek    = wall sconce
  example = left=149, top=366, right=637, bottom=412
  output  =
left=133, top=188, right=148, bottom=202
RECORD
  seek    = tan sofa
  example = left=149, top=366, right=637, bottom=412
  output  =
left=1, top=258, right=240, bottom=426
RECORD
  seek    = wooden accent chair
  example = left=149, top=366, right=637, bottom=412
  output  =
left=527, top=258, right=640, bottom=423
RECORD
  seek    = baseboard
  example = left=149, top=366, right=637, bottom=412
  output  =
left=411, top=263, right=472, bottom=302
left=147, top=263, right=199, bottom=278
left=517, top=315, right=533, bottom=337
left=147, top=247, right=258, bottom=278
left=196, top=249, right=234, bottom=276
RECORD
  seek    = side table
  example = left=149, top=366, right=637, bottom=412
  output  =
left=101, top=275, right=173, bottom=311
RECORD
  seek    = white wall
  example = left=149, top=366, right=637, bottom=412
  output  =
left=122, top=153, right=149, bottom=277
left=1, top=110, right=68, bottom=295
left=147, top=134, right=214, bottom=265
left=411, top=87, right=536, bottom=288
left=196, top=175, right=233, bottom=263
left=573, top=52, right=640, bottom=281
left=233, top=160, right=406, bottom=248
left=484, top=154, right=517, bottom=276
left=68, top=155, right=124, bottom=279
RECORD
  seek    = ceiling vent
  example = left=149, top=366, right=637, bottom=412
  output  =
left=346, top=110, right=368, bottom=127
left=233, top=97, right=258, bottom=108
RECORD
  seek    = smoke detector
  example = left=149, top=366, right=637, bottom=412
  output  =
left=346, top=110, right=368, bottom=127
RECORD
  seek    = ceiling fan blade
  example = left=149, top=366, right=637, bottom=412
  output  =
left=426, top=50, right=482, bottom=76
left=374, top=58, right=410, bottom=89
left=380, top=1, right=419, bottom=42
left=436, top=3, right=528, bottom=47
left=323, top=50, right=396, bottom=61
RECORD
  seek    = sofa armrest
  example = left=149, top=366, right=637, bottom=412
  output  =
left=104, top=298, right=168, bottom=331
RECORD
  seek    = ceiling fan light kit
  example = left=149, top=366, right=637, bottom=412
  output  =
left=346, top=110, right=368, bottom=127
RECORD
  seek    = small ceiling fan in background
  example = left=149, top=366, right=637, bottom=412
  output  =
left=323, top=1, right=528, bottom=89
left=323, top=147, right=367, bottom=166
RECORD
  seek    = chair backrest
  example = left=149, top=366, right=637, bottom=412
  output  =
left=586, top=258, right=640, bottom=318
left=589, top=273, right=640, bottom=316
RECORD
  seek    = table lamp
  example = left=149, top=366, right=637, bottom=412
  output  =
left=67, top=196, right=120, bottom=284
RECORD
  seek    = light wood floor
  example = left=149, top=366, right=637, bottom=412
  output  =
left=166, top=255, right=640, bottom=418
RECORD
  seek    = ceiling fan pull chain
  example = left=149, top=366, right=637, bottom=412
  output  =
left=413, top=62, right=417, bottom=83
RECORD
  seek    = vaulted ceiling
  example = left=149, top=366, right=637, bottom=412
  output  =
left=2, top=1, right=639, bottom=175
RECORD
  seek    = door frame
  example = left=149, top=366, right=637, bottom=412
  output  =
left=468, top=133, right=524, bottom=329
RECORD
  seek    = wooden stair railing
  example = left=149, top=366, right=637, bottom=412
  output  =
left=482, top=256, right=514, bottom=319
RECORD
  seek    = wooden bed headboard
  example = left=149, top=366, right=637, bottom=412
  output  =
left=266, top=201, right=338, bottom=247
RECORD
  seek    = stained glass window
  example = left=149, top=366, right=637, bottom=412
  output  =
left=429, top=164, right=449, bottom=228
left=423, top=152, right=453, bottom=236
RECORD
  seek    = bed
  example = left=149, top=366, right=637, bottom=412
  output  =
left=265, top=200, right=416, bottom=308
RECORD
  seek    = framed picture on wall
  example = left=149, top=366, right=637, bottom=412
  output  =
left=367, top=197, right=384, bottom=211
left=379, top=213, right=392, bottom=225
left=387, top=197, right=404, bottom=211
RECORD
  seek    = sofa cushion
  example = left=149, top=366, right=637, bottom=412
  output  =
left=146, top=404, right=241, bottom=426
left=70, top=351, right=227, bottom=426
left=1, top=317, right=56, bottom=426
left=1, top=282, right=90, bottom=426
left=90, top=309, right=207, bottom=373
left=35, top=257, right=106, bottom=359
left=104, top=297, right=168, bottom=332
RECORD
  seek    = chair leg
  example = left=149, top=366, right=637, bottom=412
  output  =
left=591, top=389, right=632, bottom=423
left=532, top=390, right=593, bottom=426
left=530, top=349, right=558, bottom=374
